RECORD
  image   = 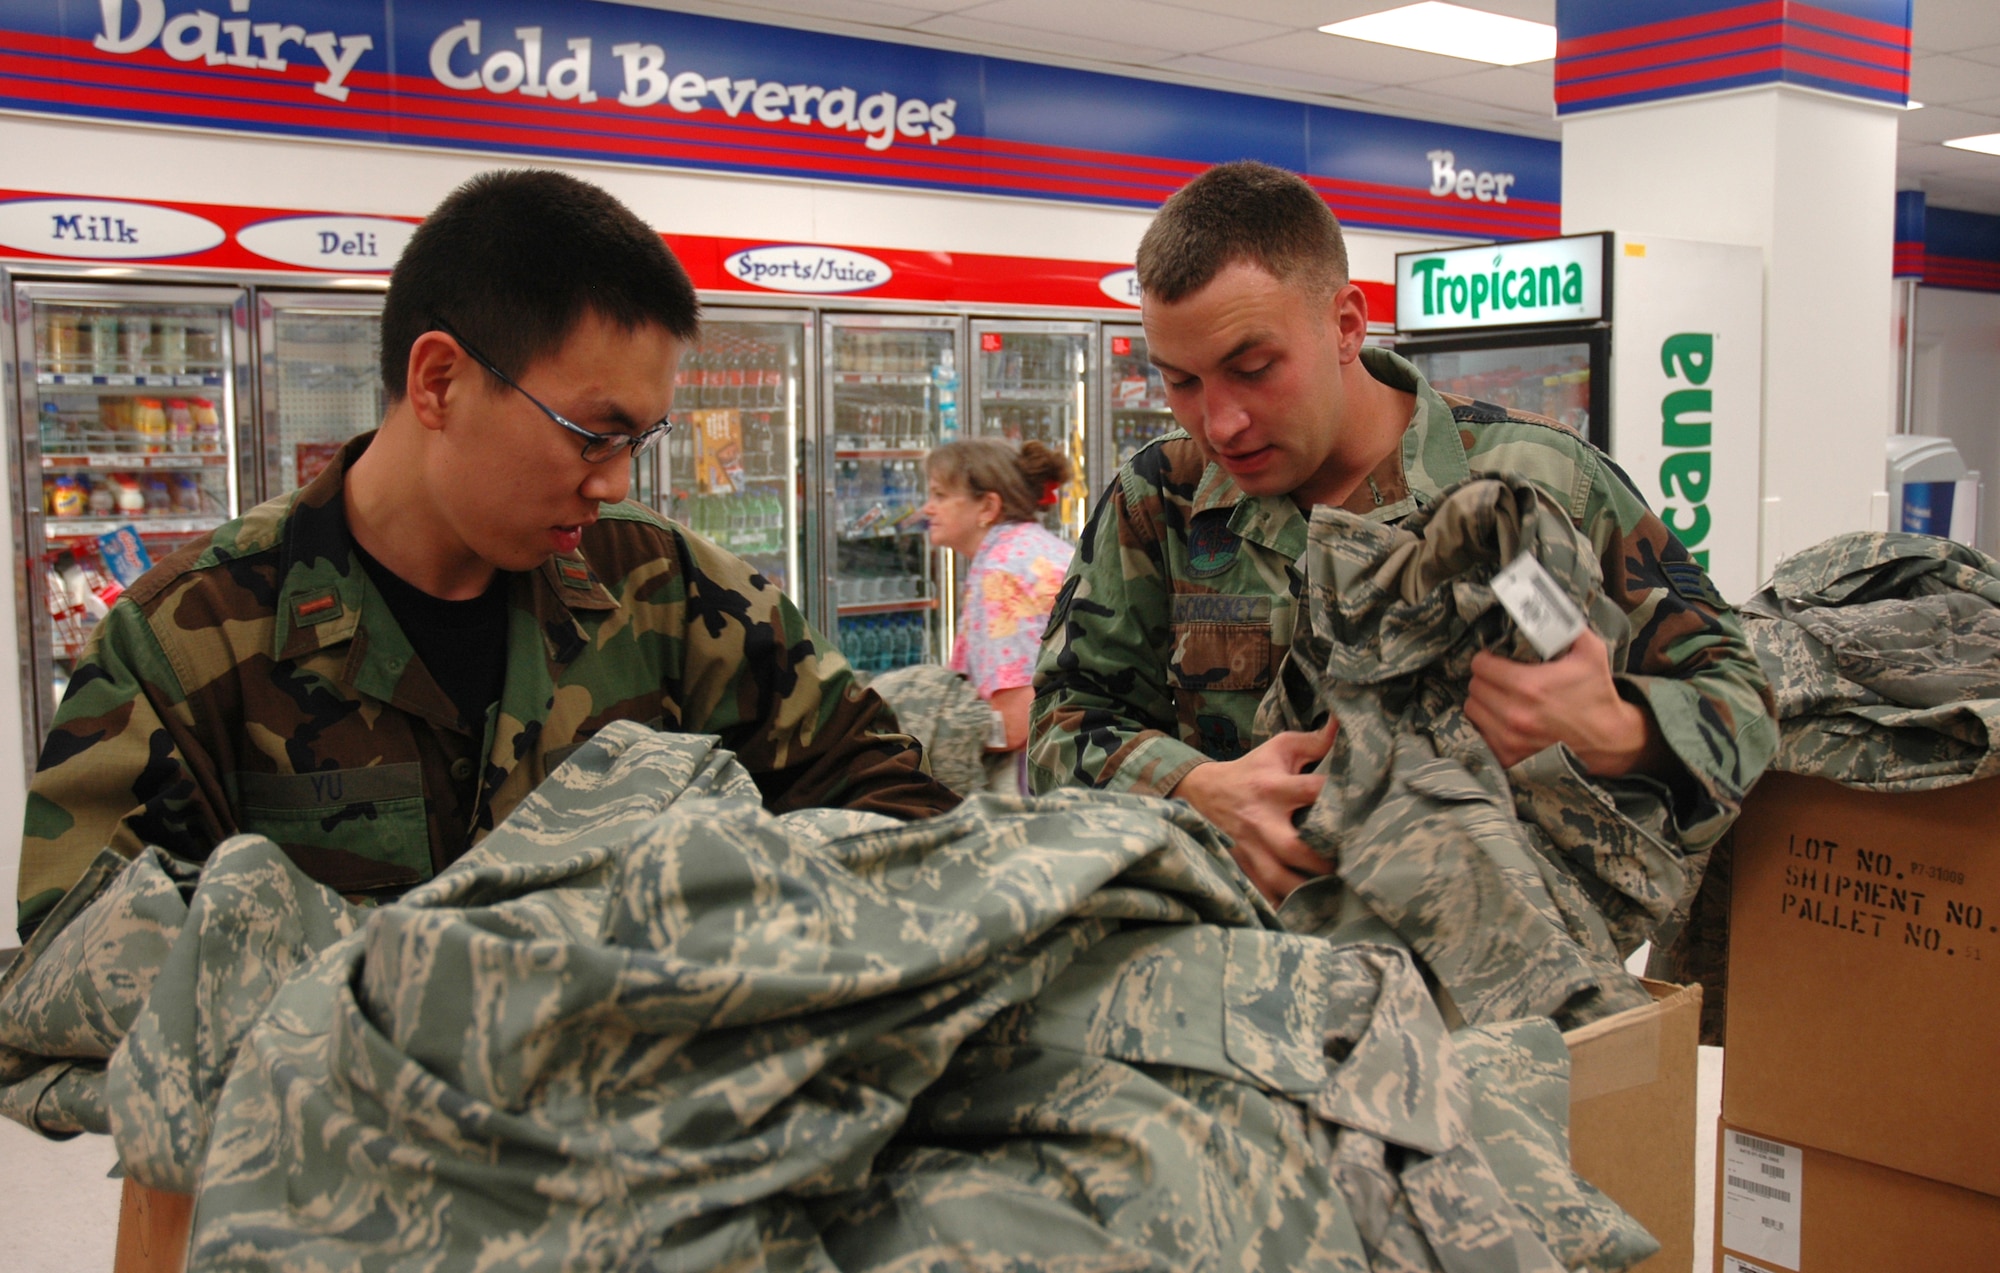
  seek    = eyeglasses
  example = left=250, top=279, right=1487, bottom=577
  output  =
left=431, top=317, right=673, bottom=464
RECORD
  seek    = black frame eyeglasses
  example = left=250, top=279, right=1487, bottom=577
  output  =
left=431, top=316, right=674, bottom=464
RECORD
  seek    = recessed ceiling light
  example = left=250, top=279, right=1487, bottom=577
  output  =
left=1319, top=2, right=1557, bottom=67
left=1944, top=133, right=2000, bottom=156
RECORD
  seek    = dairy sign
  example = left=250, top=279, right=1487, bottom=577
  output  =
left=6, top=3, right=1560, bottom=235
left=1395, top=234, right=1609, bottom=334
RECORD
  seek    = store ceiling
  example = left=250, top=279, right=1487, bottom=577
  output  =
left=617, top=0, right=2000, bottom=217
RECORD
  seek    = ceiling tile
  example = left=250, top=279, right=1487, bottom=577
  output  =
left=1911, top=54, right=2000, bottom=105
left=1911, top=3, right=2000, bottom=56
left=1952, top=43, right=2000, bottom=70
left=1152, top=52, right=1383, bottom=97
left=1898, top=141, right=2000, bottom=176
left=950, top=0, right=1292, bottom=54
left=1898, top=104, right=2000, bottom=144
left=909, top=11, right=1181, bottom=63
left=1403, top=65, right=1553, bottom=114
left=1220, top=30, right=1490, bottom=84
left=1917, top=183, right=2000, bottom=216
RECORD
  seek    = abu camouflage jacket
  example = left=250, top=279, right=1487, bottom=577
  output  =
left=17, top=433, right=955, bottom=934
left=1740, top=530, right=2000, bottom=790
left=1262, top=478, right=1692, bottom=1028
left=0, top=723, right=1656, bottom=1271
left=1030, top=346, right=1776, bottom=857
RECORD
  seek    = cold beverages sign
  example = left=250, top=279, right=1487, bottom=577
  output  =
left=1395, top=234, right=1608, bottom=333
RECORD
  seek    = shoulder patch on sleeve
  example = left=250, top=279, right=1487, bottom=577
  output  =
left=1663, top=559, right=1729, bottom=611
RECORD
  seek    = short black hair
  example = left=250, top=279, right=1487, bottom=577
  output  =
left=1136, top=161, right=1348, bottom=304
left=380, top=169, right=700, bottom=400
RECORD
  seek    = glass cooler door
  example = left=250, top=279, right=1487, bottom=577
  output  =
left=969, top=319, right=1092, bottom=544
left=1101, top=323, right=1176, bottom=473
left=654, top=309, right=811, bottom=605
left=14, top=281, right=250, bottom=742
left=1396, top=327, right=1609, bottom=449
left=256, top=290, right=385, bottom=498
left=820, top=312, right=961, bottom=674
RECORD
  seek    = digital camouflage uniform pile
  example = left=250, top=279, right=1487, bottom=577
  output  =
left=1, top=723, right=1659, bottom=1272
left=859, top=662, right=994, bottom=798
left=17, top=433, right=953, bottom=936
left=1259, top=478, right=1683, bottom=1030
left=1652, top=531, right=2000, bottom=1039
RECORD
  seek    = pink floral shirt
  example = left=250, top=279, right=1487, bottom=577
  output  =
left=950, top=520, right=1074, bottom=701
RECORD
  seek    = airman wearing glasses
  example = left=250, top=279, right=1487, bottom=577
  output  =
left=16, top=170, right=960, bottom=938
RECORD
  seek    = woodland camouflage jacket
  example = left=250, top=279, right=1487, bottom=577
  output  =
left=17, top=433, right=955, bottom=934
left=1030, top=347, right=1777, bottom=858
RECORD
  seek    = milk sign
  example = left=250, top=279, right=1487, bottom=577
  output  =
left=0, top=197, right=225, bottom=260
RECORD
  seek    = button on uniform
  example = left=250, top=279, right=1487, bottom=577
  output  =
left=449, top=757, right=475, bottom=782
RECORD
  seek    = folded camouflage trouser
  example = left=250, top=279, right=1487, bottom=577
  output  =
left=1257, top=478, right=1680, bottom=1029
left=1655, top=531, right=2000, bottom=1041
left=862, top=662, right=993, bottom=797
left=2, top=722, right=1655, bottom=1272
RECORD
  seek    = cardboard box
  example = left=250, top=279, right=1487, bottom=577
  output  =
left=1713, top=1120, right=2000, bottom=1273
left=1565, top=979, right=1701, bottom=1273
left=1724, top=771, right=2000, bottom=1197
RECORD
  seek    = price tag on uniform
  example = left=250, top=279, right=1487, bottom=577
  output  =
left=1490, top=552, right=1588, bottom=660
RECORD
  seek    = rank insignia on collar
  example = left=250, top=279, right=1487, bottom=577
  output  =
left=294, top=592, right=342, bottom=625
left=558, top=560, right=592, bottom=589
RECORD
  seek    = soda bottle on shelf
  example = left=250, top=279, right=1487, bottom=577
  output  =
left=933, top=348, right=958, bottom=442
left=90, top=312, right=120, bottom=376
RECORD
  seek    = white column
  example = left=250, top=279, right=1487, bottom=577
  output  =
left=1563, top=87, right=1901, bottom=581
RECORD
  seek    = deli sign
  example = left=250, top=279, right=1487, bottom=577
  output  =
left=1395, top=233, right=1609, bottom=334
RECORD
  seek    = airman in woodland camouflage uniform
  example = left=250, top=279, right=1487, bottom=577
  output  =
left=17, top=170, right=954, bottom=938
left=1031, top=160, right=1775, bottom=904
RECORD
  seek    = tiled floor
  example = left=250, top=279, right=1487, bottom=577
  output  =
left=1, top=1047, right=1727, bottom=1272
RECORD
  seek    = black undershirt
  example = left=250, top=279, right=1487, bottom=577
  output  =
left=353, top=543, right=511, bottom=732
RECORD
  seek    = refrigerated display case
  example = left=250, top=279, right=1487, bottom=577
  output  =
left=256, top=290, right=384, bottom=498
left=969, top=319, right=1091, bottom=543
left=10, top=281, right=251, bottom=741
left=821, top=313, right=961, bottom=673
left=1392, top=234, right=1612, bottom=450
left=1101, top=324, right=1177, bottom=473
left=655, top=308, right=811, bottom=604
left=1395, top=333, right=1606, bottom=447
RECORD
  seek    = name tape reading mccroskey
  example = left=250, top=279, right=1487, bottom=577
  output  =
left=1491, top=552, right=1588, bottom=660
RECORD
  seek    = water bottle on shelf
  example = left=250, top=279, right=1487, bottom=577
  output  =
left=933, top=347, right=958, bottom=442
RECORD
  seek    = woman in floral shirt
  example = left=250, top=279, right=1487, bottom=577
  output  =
left=922, top=439, right=1075, bottom=790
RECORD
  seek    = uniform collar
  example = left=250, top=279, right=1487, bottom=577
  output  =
left=1184, top=347, right=1463, bottom=555
left=271, top=430, right=617, bottom=729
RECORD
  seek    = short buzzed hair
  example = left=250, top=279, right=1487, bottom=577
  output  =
left=1136, top=161, right=1348, bottom=304
left=380, top=169, right=700, bottom=401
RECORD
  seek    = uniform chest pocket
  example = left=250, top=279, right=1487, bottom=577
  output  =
left=1166, top=621, right=1275, bottom=693
left=231, top=763, right=431, bottom=894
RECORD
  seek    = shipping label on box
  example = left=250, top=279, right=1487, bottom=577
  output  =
left=1715, top=1120, right=2000, bottom=1273
left=1725, top=772, right=2000, bottom=1198
left=1720, top=1128, right=1801, bottom=1270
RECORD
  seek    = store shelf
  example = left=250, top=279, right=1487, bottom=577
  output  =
left=46, top=516, right=224, bottom=537
left=980, top=386, right=1076, bottom=401
left=829, top=371, right=933, bottom=386
left=1112, top=404, right=1173, bottom=414
left=834, top=448, right=928, bottom=460
left=837, top=597, right=939, bottom=616
left=42, top=452, right=229, bottom=470
left=37, top=371, right=226, bottom=389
